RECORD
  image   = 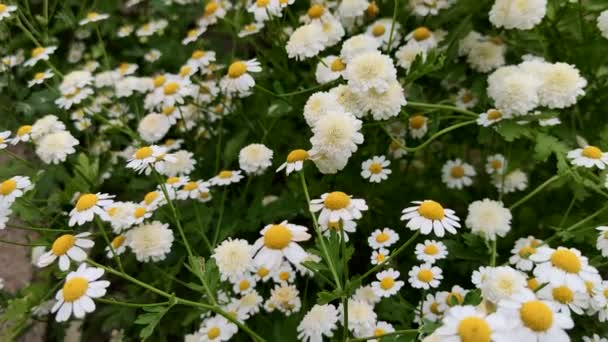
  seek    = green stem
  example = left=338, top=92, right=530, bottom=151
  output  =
left=356, top=231, right=420, bottom=282
left=544, top=203, right=608, bottom=245
left=96, top=26, right=111, bottom=70
left=212, top=187, right=228, bottom=247
left=97, top=298, right=170, bottom=308
left=0, top=238, right=46, bottom=247
left=95, top=217, right=124, bottom=273
left=2, top=149, right=36, bottom=168
left=194, top=202, right=212, bottom=252
left=5, top=224, right=74, bottom=233
left=348, top=329, right=418, bottom=341
left=156, top=174, right=195, bottom=259
left=407, top=101, right=478, bottom=117
left=386, top=0, right=398, bottom=51
left=490, top=239, right=497, bottom=266
left=299, top=172, right=343, bottom=291
left=509, top=175, right=561, bottom=210
left=383, top=120, right=477, bottom=152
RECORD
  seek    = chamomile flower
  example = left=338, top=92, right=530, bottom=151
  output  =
left=272, top=262, right=296, bottom=284
left=239, top=143, right=273, bottom=175
left=213, top=238, right=254, bottom=282
left=209, top=170, right=244, bottom=186
left=477, top=108, right=506, bottom=127
left=465, top=199, right=512, bottom=240
left=253, top=265, right=273, bottom=282
left=481, top=266, right=527, bottom=304
left=531, top=246, right=599, bottom=292
left=366, top=19, right=401, bottom=49
left=497, top=289, right=573, bottom=341
left=372, top=268, right=404, bottom=297
left=315, top=55, right=346, bottom=84
left=489, top=0, right=547, bottom=30
left=106, top=202, right=137, bottom=233
left=368, top=228, right=399, bottom=249
left=51, top=264, right=110, bottom=322
left=0, top=176, right=32, bottom=205
left=219, top=59, right=261, bottom=97
left=0, top=131, right=10, bottom=148
left=395, top=41, right=427, bottom=71
left=24, top=46, right=57, bottom=67
left=596, top=226, right=608, bottom=257
left=583, top=335, right=608, bottom=342
left=408, top=114, right=428, bottom=139
left=198, top=315, right=238, bottom=342
left=509, top=236, right=542, bottom=271
left=455, top=89, right=477, bottom=109
left=286, top=23, right=328, bottom=60
left=127, top=221, right=174, bottom=262
left=177, top=180, right=210, bottom=201
left=310, top=191, right=368, bottom=227
left=486, top=154, right=507, bottom=174
left=344, top=51, right=397, bottom=93
left=340, top=34, right=380, bottom=63
left=0, top=204, right=10, bottom=229
left=28, top=69, right=54, bottom=87
left=599, top=11, right=608, bottom=39
left=11, top=125, right=33, bottom=144
left=409, top=263, right=443, bottom=289
left=105, top=235, right=127, bottom=258
left=248, top=0, right=281, bottom=22
left=252, top=221, right=311, bottom=269
left=415, top=240, right=448, bottom=264
left=163, top=150, right=197, bottom=177
left=496, top=169, right=528, bottom=193
left=356, top=80, right=406, bottom=120
left=303, top=91, right=345, bottom=126
left=341, top=299, right=377, bottom=336
left=437, top=286, right=469, bottom=311
left=537, top=281, right=589, bottom=315
left=297, top=304, right=340, bottom=342
left=320, top=219, right=357, bottom=241
left=79, top=12, right=110, bottom=26
left=37, top=233, right=94, bottom=271
left=131, top=205, right=152, bottom=225
left=68, top=193, right=114, bottom=226
left=267, top=283, right=301, bottom=315
left=337, top=0, right=368, bottom=19
left=419, top=293, right=444, bottom=322
left=188, top=50, right=216, bottom=69
left=126, top=145, right=175, bottom=175
left=232, top=274, right=257, bottom=295
left=182, top=26, right=206, bottom=45
left=198, top=1, right=227, bottom=27
left=138, top=113, right=171, bottom=143
left=0, top=3, right=17, bottom=21
left=361, top=155, right=391, bottom=183
left=435, top=305, right=508, bottom=342
left=442, top=159, right=476, bottom=189
left=371, top=248, right=390, bottom=265
left=353, top=285, right=382, bottom=306
left=276, top=149, right=309, bottom=175
left=144, top=49, right=162, bottom=62
left=35, top=130, right=79, bottom=164
left=238, top=22, right=264, bottom=37
left=401, top=200, right=461, bottom=237
left=238, top=291, right=263, bottom=316
left=567, top=145, right=608, bottom=169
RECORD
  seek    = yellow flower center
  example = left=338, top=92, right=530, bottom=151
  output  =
left=257, top=267, right=270, bottom=277
left=375, top=232, right=390, bottom=243
left=204, top=2, right=219, bottom=16
left=183, top=182, right=198, bottom=191
left=279, top=272, right=290, bottom=281
left=163, top=82, right=180, bottom=95
left=527, top=278, right=539, bottom=291
left=218, top=170, right=233, bottom=179
left=153, top=75, right=166, bottom=87
left=373, top=328, right=385, bottom=336
left=409, top=115, right=426, bottom=129
left=31, top=47, right=46, bottom=58
left=192, top=50, right=205, bottom=59
left=207, top=327, right=221, bottom=339
left=323, top=191, right=350, bottom=210
left=62, top=277, right=89, bottom=302
left=380, top=277, right=395, bottom=290
left=134, top=207, right=147, bottom=218
left=287, top=149, right=308, bottom=163
left=34, top=72, right=46, bottom=80
left=604, top=288, right=608, bottom=299
left=17, top=125, right=32, bottom=136
left=585, top=281, right=594, bottom=295
left=520, top=301, right=553, bottom=332
left=446, top=292, right=464, bottom=306
left=604, top=230, right=608, bottom=239
left=0, top=179, right=17, bottom=195
left=187, top=29, right=198, bottom=38
left=413, top=27, right=432, bottom=41
left=582, top=146, right=602, bottom=159
left=307, top=4, right=325, bottom=18
left=424, top=244, right=439, bottom=255
left=327, top=221, right=342, bottom=231
left=107, top=207, right=118, bottom=217
left=162, top=106, right=175, bottom=116
left=487, top=110, right=502, bottom=120
left=417, top=200, right=445, bottom=220
left=375, top=253, right=386, bottom=263
left=330, top=57, right=346, bottom=72
left=430, top=302, right=441, bottom=315
left=457, top=317, right=491, bottom=342
left=51, top=234, right=76, bottom=256
left=450, top=166, right=465, bottom=178
left=239, top=280, right=250, bottom=291
left=461, top=92, right=473, bottom=103
left=180, top=66, right=193, bottom=78
left=490, top=159, right=502, bottom=169
left=87, top=12, right=99, bottom=20
left=256, top=0, right=270, bottom=6
left=228, top=61, right=247, bottom=78
left=118, top=63, right=131, bottom=74
left=166, top=177, right=180, bottom=185
left=144, top=191, right=159, bottom=205
left=200, top=192, right=210, bottom=199
left=244, top=23, right=258, bottom=32
left=366, top=1, right=379, bottom=17
left=372, top=25, right=386, bottom=37
left=76, top=194, right=98, bottom=211
left=417, top=269, right=434, bottom=283
left=111, top=235, right=126, bottom=248
left=135, top=146, right=153, bottom=159
left=552, top=286, right=574, bottom=304
left=518, top=246, right=536, bottom=258
left=368, top=162, right=383, bottom=174
left=0, top=4, right=7, bottom=12
left=550, top=249, right=581, bottom=273
left=263, top=224, right=292, bottom=249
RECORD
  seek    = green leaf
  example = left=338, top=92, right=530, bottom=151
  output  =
left=495, top=121, right=532, bottom=142
left=463, top=289, right=482, bottom=306
left=135, top=305, right=173, bottom=340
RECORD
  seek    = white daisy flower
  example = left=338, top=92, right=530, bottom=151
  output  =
left=0, top=130, right=11, bottom=149
left=509, top=236, right=542, bottom=271
left=219, top=59, right=261, bottom=97
left=127, top=221, right=174, bottom=262
left=237, top=291, right=263, bottom=316
left=596, top=226, right=608, bottom=257
left=188, top=50, right=216, bottom=69
left=471, top=266, right=491, bottom=289
left=239, top=143, right=274, bottom=175
left=465, top=199, right=512, bottom=240
left=0, top=176, right=33, bottom=205
left=55, top=87, right=94, bottom=110
left=442, top=159, right=476, bottom=189
left=303, top=91, right=345, bottom=126
left=10, top=125, right=33, bottom=144
left=435, top=305, right=508, bottom=342
left=340, top=34, right=380, bottom=63
left=408, top=114, right=428, bottom=139
left=408, top=263, right=443, bottom=289
left=344, top=51, right=397, bottom=93
left=276, top=149, right=309, bottom=175
left=567, top=145, right=608, bottom=169
left=131, top=205, right=152, bottom=225
left=126, top=145, right=175, bottom=175
left=583, top=334, right=608, bottom=342
left=105, top=235, right=127, bottom=258
left=0, top=3, right=17, bottom=21
left=481, top=266, right=527, bottom=304
left=315, top=55, right=346, bottom=84
left=209, top=170, right=244, bottom=186
left=485, top=154, right=507, bottom=174
left=35, top=130, right=79, bottom=164
left=495, top=169, right=528, bottom=194
left=599, top=10, right=608, bottom=39
left=437, top=286, right=469, bottom=312
left=320, top=219, right=357, bottom=241
left=477, top=108, right=507, bottom=127
left=198, top=1, right=227, bottom=27
left=341, top=299, right=377, bottom=336
left=232, top=274, right=257, bottom=295
left=418, top=293, right=444, bottom=322
left=310, top=191, right=368, bottom=227
left=297, top=304, right=339, bottom=342
left=79, top=12, right=110, bottom=26
left=137, top=113, right=171, bottom=143
left=24, top=46, right=57, bottom=67
left=252, top=221, right=311, bottom=269
left=144, top=49, right=162, bottom=62
left=286, top=22, right=329, bottom=60
left=496, top=289, right=573, bottom=341
left=106, top=201, right=137, bottom=233
left=266, top=283, right=301, bottom=315
left=415, top=240, right=448, bottom=264
left=395, top=41, right=427, bottom=71
left=0, top=204, right=10, bottom=229
left=28, top=69, right=54, bottom=87
left=366, top=18, right=402, bottom=49
left=356, top=80, right=407, bottom=121
left=51, top=264, right=110, bottom=322
left=247, top=0, right=281, bottom=22
left=352, top=285, right=382, bottom=306
left=253, top=264, right=273, bottom=283
left=238, top=22, right=264, bottom=37
left=489, top=0, right=547, bottom=30
left=213, top=238, right=253, bottom=282
left=370, top=248, right=390, bottom=265
left=337, top=0, right=368, bottom=19
left=531, top=246, right=599, bottom=292
left=68, top=193, right=115, bottom=226
left=198, top=315, right=238, bottom=342
left=361, top=155, right=391, bottom=183
left=455, top=89, right=477, bottom=109
left=177, top=180, right=211, bottom=201
left=371, top=268, right=404, bottom=297
left=367, top=227, right=399, bottom=249
left=37, top=233, right=94, bottom=271
left=537, top=281, right=589, bottom=315
left=162, top=150, right=197, bottom=177
left=182, top=26, right=206, bottom=45
left=272, top=262, right=296, bottom=284
left=401, top=200, right=461, bottom=237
